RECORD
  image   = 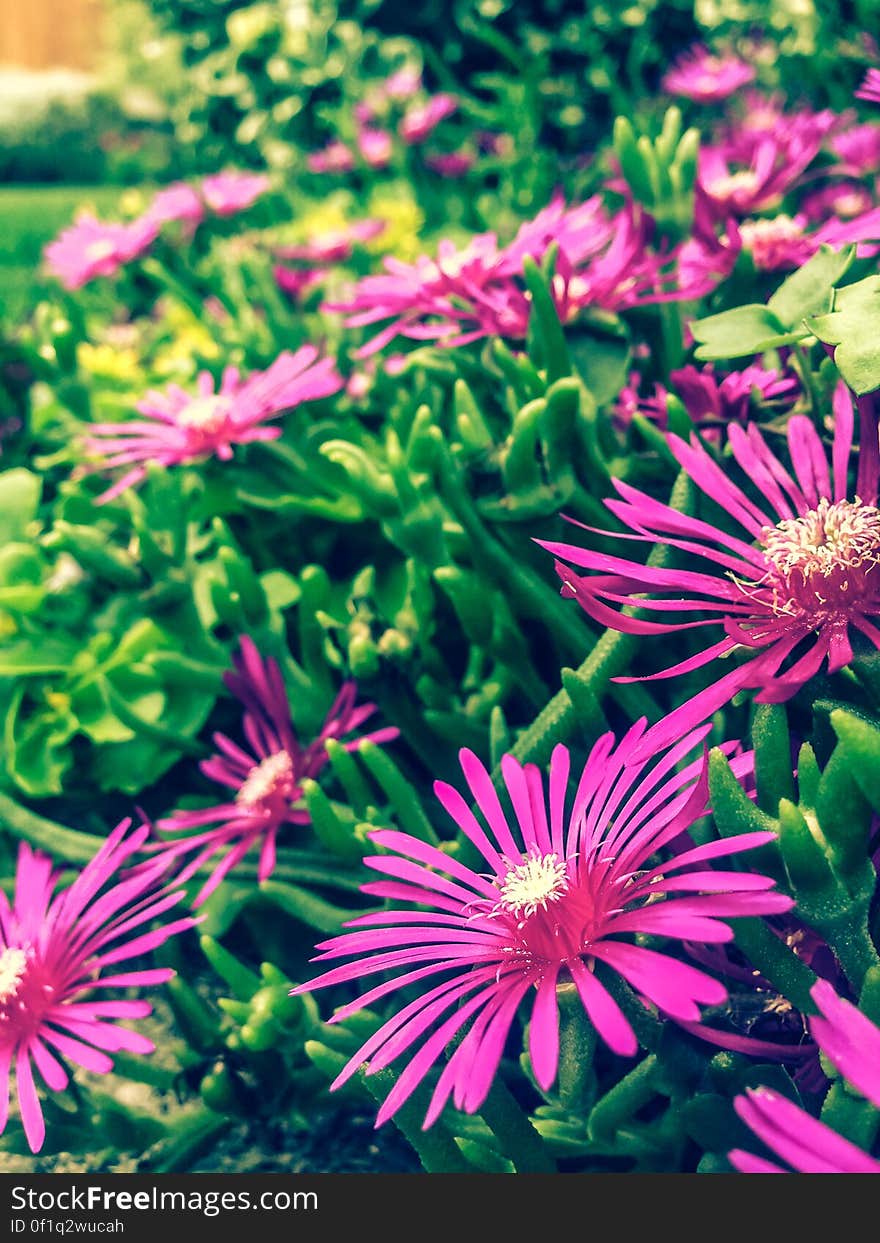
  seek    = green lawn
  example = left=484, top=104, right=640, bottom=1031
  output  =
left=0, top=184, right=126, bottom=321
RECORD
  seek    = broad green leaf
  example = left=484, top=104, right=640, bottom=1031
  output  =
left=767, top=244, right=855, bottom=326
left=691, top=304, right=805, bottom=361
left=567, top=327, right=631, bottom=405
left=807, top=275, right=880, bottom=394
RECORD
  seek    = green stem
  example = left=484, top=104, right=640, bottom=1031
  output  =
left=479, top=1079, right=557, bottom=1172
left=360, top=1068, right=472, bottom=1173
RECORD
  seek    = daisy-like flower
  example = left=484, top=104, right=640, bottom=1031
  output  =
left=83, top=346, right=343, bottom=502
left=0, top=822, right=196, bottom=1153
left=307, top=141, right=356, bottom=174
left=357, top=128, right=394, bottom=169
left=425, top=151, right=475, bottom=177
left=327, top=198, right=706, bottom=356
left=856, top=68, right=880, bottom=106
left=662, top=45, right=755, bottom=103
left=801, top=182, right=874, bottom=224
left=622, top=362, right=797, bottom=432
left=293, top=722, right=791, bottom=1128
left=398, top=94, right=458, bottom=144
left=698, top=136, right=821, bottom=218
left=145, top=183, right=205, bottom=230
left=730, top=980, right=880, bottom=1172
left=736, top=206, right=880, bottom=271
left=542, top=387, right=880, bottom=754
left=44, top=212, right=159, bottom=290
left=274, top=265, right=324, bottom=303
left=158, top=638, right=399, bottom=906
left=200, top=171, right=270, bottom=216
left=274, top=219, right=385, bottom=265
left=384, top=67, right=422, bottom=100
left=830, top=122, right=880, bottom=175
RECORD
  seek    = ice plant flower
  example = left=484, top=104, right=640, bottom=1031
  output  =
left=44, top=212, right=159, bottom=290
left=662, top=44, right=755, bottom=102
left=158, top=637, right=398, bottom=905
left=856, top=68, right=880, bottom=105
left=327, top=199, right=706, bottom=355
left=274, top=264, right=324, bottom=302
left=736, top=207, right=880, bottom=271
left=83, top=346, right=344, bottom=501
left=145, top=182, right=205, bottom=230
left=307, top=141, right=356, bottom=174
left=0, top=822, right=196, bottom=1153
left=698, top=139, right=819, bottom=217
left=830, top=122, right=880, bottom=174
left=541, top=387, right=880, bottom=754
left=730, top=980, right=880, bottom=1172
left=621, top=363, right=797, bottom=432
left=200, top=171, right=270, bottom=216
left=357, top=128, right=394, bottom=168
left=398, top=94, right=458, bottom=144
left=384, top=67, right=422, bottom=100
left=274, top=219, right=385, bottom=264
left=293, top=722, right=791, bottom=1128
left=425, top=151, right=475, bottom=177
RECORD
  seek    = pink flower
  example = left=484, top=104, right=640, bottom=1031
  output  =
left=660, top=362, right=797, bottom=429
left=158, top=638, right=399, bottom=905
left=801, top=182, right=874, bottom=223
left=399, top=94, right=458, bottom=144
left=44, top=213, right=159, bottom=290
left=856, top=68, right=880, bottom=105
left=736, top=207, right=880, bottom=271
left=830, top=122, right=880, bottom=174
left=306, top=142, right=355, bottom=174
left=145, top=182, right=205, bottom=229
left=275, top=219, right=385, bottom=265
left=425, top=151, right=475, bottom=177
left=698, top=136, right=821, bottom=217
left=273, top=264, right=324, bottom=302
left=293, top=723, right=790, bottom=1128
left=730, top=980, right=880, bottom=1172
left=84, top=347, right=343, bottom=501
left=326, top=198, right=703, bottom=355
left=541, top=386, right=880, bottom=755
left=0, top=823, right=196, bottom=1153
left=200, top=171, right=270, bottom=216
left=384, top=67, right=422, bottom=100
left=662, top=45, right=755, bottom=103
left=357, top=128, right=394, bottom=168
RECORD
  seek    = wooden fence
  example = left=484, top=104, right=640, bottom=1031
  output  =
left=0, top=0, right=105, bottom=71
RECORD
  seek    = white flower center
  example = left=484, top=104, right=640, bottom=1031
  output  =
left=176, top=395, right=232, bottom=433
left=707, top=169, right=759, bottom=200
left=0, top=947, right=28, bottom=1003
left=85, top=239, right=118, bottom=264
left=496, top=852, right=568, bottom=918
left=762, top=498, right=880, bottom=580
left=740, top=214, right=802, bottom=247
left=235, top=751, right=295, bottom=807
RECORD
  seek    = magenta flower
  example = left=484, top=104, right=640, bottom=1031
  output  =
left=384, top=67, right=422, bottom=100
left=856, top=68, right=880, bottom=105
left=274, top=264, right=324, bottom=303
left=0, top=822, right=196, bottom=1153
left=293, top=723, right=790, bottom=1128
left=399, top=94, right=458, bottom=144
left=145, top=183, right=205, bottom=230
left=801, top=182, right=874, bottom=224
left=158, top=638, right=398, bottom=905
left=357, top=128, right=394, bottom=168
left=307, top=142, right=356, bottom=174
left=200, top=171, right=270, bottom=216
left=541, top=387, right=880, bottom=754
left=275, top=219, right=385, bottom=265
left=698, top=136, right=821, bottom=217
left=625, top=363, right=797, bottom=432
left=736, top=207, right=880, bottom=271
left=425, top=151, right=475, bottom=177
left=44, top=213, right=159, bottom=290
left=83, top=347, right=343, bottom=502
left=662, top=45, right=755, bottom=102
left=327, top=198, right=705, bottom=356
left=730, top=980, right=880, bottom=1172
left=830, top=122, right=880, bottom=174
